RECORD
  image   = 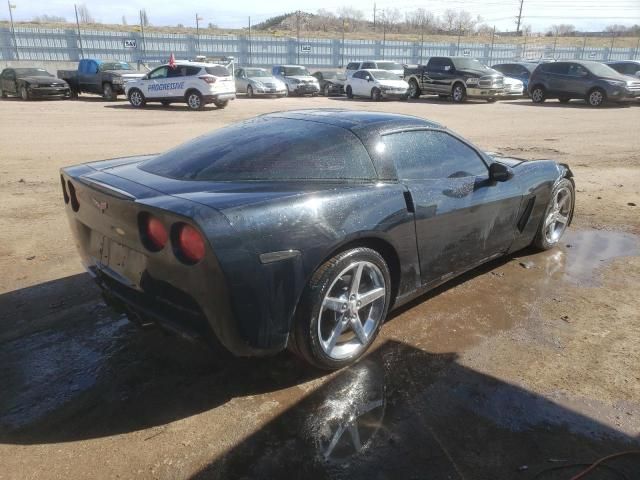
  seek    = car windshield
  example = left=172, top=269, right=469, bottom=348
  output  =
left=585, top=62, right=623, bottom=77
left=452, top=58, right=491, bottom=71
left=14, top=68, right=51, bottom=77
left=100, top=62, right=133, bottom=71
left=371, top=70, right=401, bottom=80
left=140, top=117, right=376, bottom=181
left=376, top=62, right=403, bottom=71
left=319, top=71, right=347, bottom=81
left=283, top=66, right=310, bottom=76
left=245, top=68, right=270, bottom=77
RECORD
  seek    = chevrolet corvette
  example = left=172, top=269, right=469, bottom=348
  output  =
left=61, top=109, right=574, bottom=369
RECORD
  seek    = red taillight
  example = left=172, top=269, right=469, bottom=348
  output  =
left=199, top=75, right=217, bottom=84
left=145, top=215, right=169, bottom=252
left=175, top=223, right=205, bottom=264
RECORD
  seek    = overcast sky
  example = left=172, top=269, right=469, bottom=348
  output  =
left=3, top=0, right=639, bottom=32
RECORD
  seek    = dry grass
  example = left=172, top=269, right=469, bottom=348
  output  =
left=3, top=20, right=639, bottom=48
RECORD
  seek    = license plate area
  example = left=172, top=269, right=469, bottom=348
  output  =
left=95, top=234, right=146, bottom=288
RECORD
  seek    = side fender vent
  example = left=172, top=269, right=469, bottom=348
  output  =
left=517, top=196, right=536, bottom=232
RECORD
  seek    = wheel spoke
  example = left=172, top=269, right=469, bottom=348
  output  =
left=349, top=263, right=364, bottom=297
left=350, top=314, right=368, bottom=345
left=556, top=213, right=568, bottom=224
left=557, top=194, right=569, bottom=209
left=324, top=319, right=346, bottom=354
left=323, top=297, right=345, bottom=312
left=358, top=287, right=384, bottom=307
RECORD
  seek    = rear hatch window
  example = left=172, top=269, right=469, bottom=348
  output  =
left=205, top=66, right=230, bottom=77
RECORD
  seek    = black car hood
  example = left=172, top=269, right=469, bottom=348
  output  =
left=19, top=75, right=62, bottom=84
left=457, top=68, right=498, bottom=77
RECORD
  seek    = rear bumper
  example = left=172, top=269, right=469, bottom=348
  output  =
left=204, top=92, right=236, bottom=103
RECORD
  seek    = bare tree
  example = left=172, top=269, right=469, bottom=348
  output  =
left=380, top=8, right=402, bottom=32
left=33, top=14, right=66, bottom=23
left=454, top=11, right=478, bottom=34
left=404, top=8, right=437, bottom=33
left=548, top=24, right=576, bottom=36
left=76, top=4, right=94, bottom=24
left=443, top=9, right=457, bottom=32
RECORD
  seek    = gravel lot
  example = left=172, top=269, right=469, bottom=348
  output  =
left=0, top=95, right=639, bottom=479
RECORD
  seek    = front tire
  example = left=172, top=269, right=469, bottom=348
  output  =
left=0, top=87, right=7, bottom=98
left=531, top=86, right=546, bottom=103
left=291, top=248, right=391, bottom=370
left=533, top=177, right=574, bottom=250
left=451, top=83, right=466, bottom=103
left=586, top=88, right=606, bottom=107
left=408, top=79, right=421, bottom=98
left=20, top=85, right=30, bottom=101
left=371, top=88, right=382, bottom=101
left=128, top=88, right=146, bottom=108
left=323, top=83, right=331, bottom=96
left=346, top=86, right=353, bottom=99
left=246, top=85, right=254, bottom=98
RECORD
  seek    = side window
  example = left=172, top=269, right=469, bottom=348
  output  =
left=427, top=58, right=443, bottom=72
left=167, top=66, right=187, bottom=78
left=352, top=71, right=363, bottom=79
left=567, top=64, right=587, bottom=77
left=362, top=62, right=376, bottom=69
left=548, top=63, right=569, bottom=75
left=186, top=66, right=201, bottom=76
left=149, top=67, right=168, bottom=79
left=381, top=130, right=487, bottom=179
left=347, top=62, right=359, bottom=70
left=443, top=59, right=454, bottom=71
left=235, top=69, right=243, bottom=78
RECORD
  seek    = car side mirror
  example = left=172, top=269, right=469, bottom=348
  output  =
left=366, top=76, right=371, bottom=81
left=489, top=162, right=514, bottom=182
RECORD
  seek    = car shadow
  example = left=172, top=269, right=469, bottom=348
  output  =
left=103, top=103, right=223, bottom=111
left=327, top=96, right=506, bottom=105
left=508, top=100, right=633, bottom=109
left=190, top=340, right=640, bottom=479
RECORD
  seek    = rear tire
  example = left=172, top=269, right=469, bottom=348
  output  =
left=533, top=178, right=575, bottom=250
left=161, top=100, right=171, bottom=106
left=346, top=86, right=353, bottom=99
left=102, top=83, right=117, bottom=101
left=558, top=96, right=570, bottom=104
left=486, top=98, right=497, bottom=103
left=531, top=85, right=546, bottom=103
left=451, top=83, right=466, bottom=103
left=127, top=88, right=146, bottom=108
left=214, top=99, right=229, bottom=109
left=0, top=87, right=7, bottom=98
left=186, top=90, right=204, bottom=110
left=291, top=247, right=391, bottom=370
left=371, top=88, right=382, bottom=101
left=586, top=88, right=606, bottom=107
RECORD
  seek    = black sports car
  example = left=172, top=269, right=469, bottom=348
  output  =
left=61, top=110, right=575, bottom=369
left=0, top=67, right=70, bottom=100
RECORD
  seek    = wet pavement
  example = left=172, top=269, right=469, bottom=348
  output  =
left=0, top=228, right=639, bottom=479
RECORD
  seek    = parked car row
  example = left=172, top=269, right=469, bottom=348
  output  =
left=2, top=56, right=639, bottom=108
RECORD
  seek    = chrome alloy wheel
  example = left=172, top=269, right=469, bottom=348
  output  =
left=531, top=88, right=544, bottom=102
left=318, top=261, right=386, bottom=360
left=544, top=186, right=572, bottom=244
left=129, top=90, right=143, bottom=106
left=187, top=93, right=201, bottom=109
left=452, top=85, right=464, bottom=102
left=588, top=89, right=604, bottom=106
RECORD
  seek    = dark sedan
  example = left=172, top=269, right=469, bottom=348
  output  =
left=313, top=70, right=346, bottom=96
left=0, top=67, right=70, bottom=100
left=61, top=110, right=575, bottom=369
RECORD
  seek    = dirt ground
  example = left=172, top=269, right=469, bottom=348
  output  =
left=0, top=94, right=639, bottom=479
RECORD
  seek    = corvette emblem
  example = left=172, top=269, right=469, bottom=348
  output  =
left=92, top=197, right=108, bottom=213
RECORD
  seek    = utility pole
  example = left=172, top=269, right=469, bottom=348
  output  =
left=457, top=27, right=463, bottom=55
left=196, top=13, right=203, bottom=53
left=74, top=4, right=84, bottom=59
left=7, top=1, right=18, bottom=60
left=139, top=10, right=146, bottom=63
left=248, top=16, right=252, bottom=66
left=373, top=3, right=376, bottom=31
left=489, top=26, right=496, bottom=65
left=515, top=0, right=524, bottom=35
left=342, top=18, right=348, bottom=67
left=296, top=10, right=301, bottom=64
left=420, top=20, right=425, bottom=64
left=382, top=11, right=386, bottom=59
left=581, top=35, right=587, bottom=59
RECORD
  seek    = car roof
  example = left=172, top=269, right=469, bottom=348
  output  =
left=174, top=61, right=225, bottom=67
left=275, top=65, right=306, bottom=68
left=263, top=109, right=440, bottom=131
left=606, top=60, right=640, bottom=64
